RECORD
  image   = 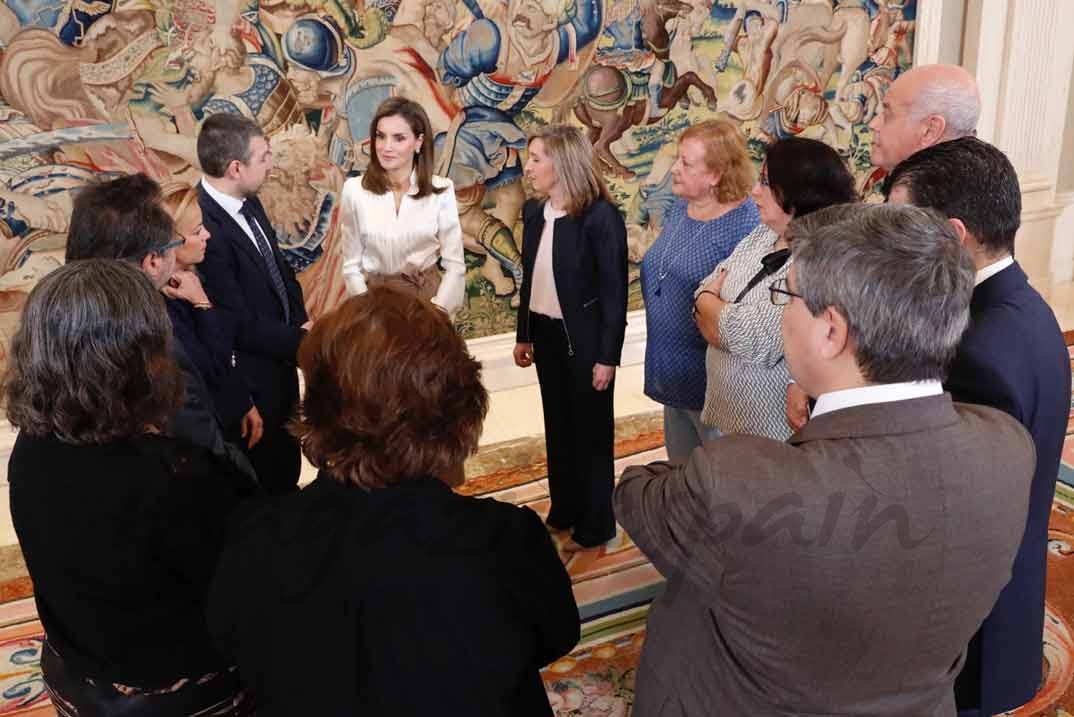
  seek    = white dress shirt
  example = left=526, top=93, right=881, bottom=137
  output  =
left=975, top=255, right=1014, bottom=287
left=339, top=172, right=465, bottom=317
left=200, top=177, right=267, bottom=255
left=811, top=380, right=944, bottom=419
left=529, top=202, right=567, bottom=319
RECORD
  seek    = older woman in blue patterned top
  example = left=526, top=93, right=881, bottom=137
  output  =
left=640, top=119, right=760, bottom=462
left=693, top=137, right=857, bottom=439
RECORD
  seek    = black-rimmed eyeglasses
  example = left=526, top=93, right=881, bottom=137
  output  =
left=769, top=277, right=801, bottom=306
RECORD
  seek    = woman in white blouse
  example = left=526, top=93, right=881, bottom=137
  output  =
left=339, top=97, right=466, bottom=317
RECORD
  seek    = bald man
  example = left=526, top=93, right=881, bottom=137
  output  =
left=784, top=64, right=984, bottom=433
left=869, top=63, right=982, bottom=171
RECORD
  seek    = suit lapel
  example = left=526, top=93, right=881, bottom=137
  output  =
left=523, top=204, right=545, bottom=270
left=551, top=211, right=580, bottom=300
left=245, top=196, right=303, bottom=318
left=199, top=186, right=293, bottom=318
left=199, top=186, right=272, bottom=272
left=245, top=197, right=290, bottom=275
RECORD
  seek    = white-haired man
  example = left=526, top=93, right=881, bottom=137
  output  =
left=787, top=63, right=984, bottom=431
left=868, top=62, right=981, bottom=171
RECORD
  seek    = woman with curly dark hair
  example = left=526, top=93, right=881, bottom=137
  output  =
left=5, top=259, right=254, bottom=716
left=207, top=285, right=579, bottom=716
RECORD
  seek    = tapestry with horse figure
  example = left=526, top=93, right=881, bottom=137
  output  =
left=0, top=0, right=916, bottom=352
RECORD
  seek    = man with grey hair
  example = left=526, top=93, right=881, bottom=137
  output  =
left=868, top=63, right=981, bottom=171
left=615, top=204, right=1035, bottom=716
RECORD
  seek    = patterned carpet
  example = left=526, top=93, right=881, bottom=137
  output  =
left=0, top=350, right=1072, bottom=715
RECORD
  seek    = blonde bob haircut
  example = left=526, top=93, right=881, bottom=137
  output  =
left=679, top=118, right=754, bottom=203
left=160, top=183, right=198, bottom=226
left=527, top=124, right=612, bottom=216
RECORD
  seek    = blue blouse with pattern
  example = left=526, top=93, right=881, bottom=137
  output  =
left=640, top=197, right=761, bottom=410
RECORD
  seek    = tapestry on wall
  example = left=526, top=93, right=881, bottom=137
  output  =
left=0, top=0, right=915, bottom=351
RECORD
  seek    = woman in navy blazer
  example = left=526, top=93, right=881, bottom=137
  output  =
left=513, top=124, right=629, bottom=552
left=161, top=186, right=262, bottom=450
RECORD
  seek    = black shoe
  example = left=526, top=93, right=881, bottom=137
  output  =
left=569, top=531, right=615, bottom=549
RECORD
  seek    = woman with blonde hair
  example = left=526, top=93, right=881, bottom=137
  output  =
left=639, top=118, right=759, bottom=461
left=339, top=96, right=466, bottom=317
left=514, top=124, right=628, bottom=553
left=160, top=185, right=264, bottom=454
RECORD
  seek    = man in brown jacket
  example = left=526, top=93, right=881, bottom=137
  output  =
left=615, top=203, right=1035, bottom=716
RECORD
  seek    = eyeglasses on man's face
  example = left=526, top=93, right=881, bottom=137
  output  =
left=769, top=277, right=802, bottom=306
left=138, top=236, right=185, bottom=260
left=161, top=236, right=186, bottom=253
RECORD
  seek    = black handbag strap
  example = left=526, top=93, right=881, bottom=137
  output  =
left=733, top=248, right=791, bottom=304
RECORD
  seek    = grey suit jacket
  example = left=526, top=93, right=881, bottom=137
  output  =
left=614, top=394, right=1034, bottom=716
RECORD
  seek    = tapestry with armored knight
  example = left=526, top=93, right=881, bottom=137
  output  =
left=0, top=0, right=916, bottom=356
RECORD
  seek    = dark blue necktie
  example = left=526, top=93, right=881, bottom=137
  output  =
left=239, top=201, right=290, bottom=323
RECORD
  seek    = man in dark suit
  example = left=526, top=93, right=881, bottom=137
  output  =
left=197, top=114, right=310, bottom=495
left=615, top=204, right=1036, bottom=716
left=886, top=137, right=1071, bottom=716
left=64, top=173, right=256, bottom=484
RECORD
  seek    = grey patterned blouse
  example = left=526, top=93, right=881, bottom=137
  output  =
left=694, top=223, right=792, bottom=440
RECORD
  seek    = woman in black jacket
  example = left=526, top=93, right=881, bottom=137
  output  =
left=4, top=259, right=253, bottom=715
left=513, top=124, right=629, bottom=552
left=207, top=286, right=579, bottom=716
left=161, top=186, right=263, bottom=453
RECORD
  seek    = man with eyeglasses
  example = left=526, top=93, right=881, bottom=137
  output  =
left=614, top=203, right=1035, bottom=716
left=64, top=173, right=257, bottom=485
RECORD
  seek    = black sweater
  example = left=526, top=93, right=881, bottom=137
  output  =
left=9, top=433, right=253, bottom=687
left=207, top=474, right=580, bottom=716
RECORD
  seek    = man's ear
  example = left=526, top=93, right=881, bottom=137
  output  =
left=922, top=113, right=947, bottom=146
left=141, top=252, right=165, bottom=285
left=816, top=305, right=850, bottom=361
left=947, top=217, right=969, bottom=246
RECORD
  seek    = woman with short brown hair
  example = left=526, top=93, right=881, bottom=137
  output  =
left=208, top=286, right=579, bottom=716
left=640, top=118, right=759, bottom=462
